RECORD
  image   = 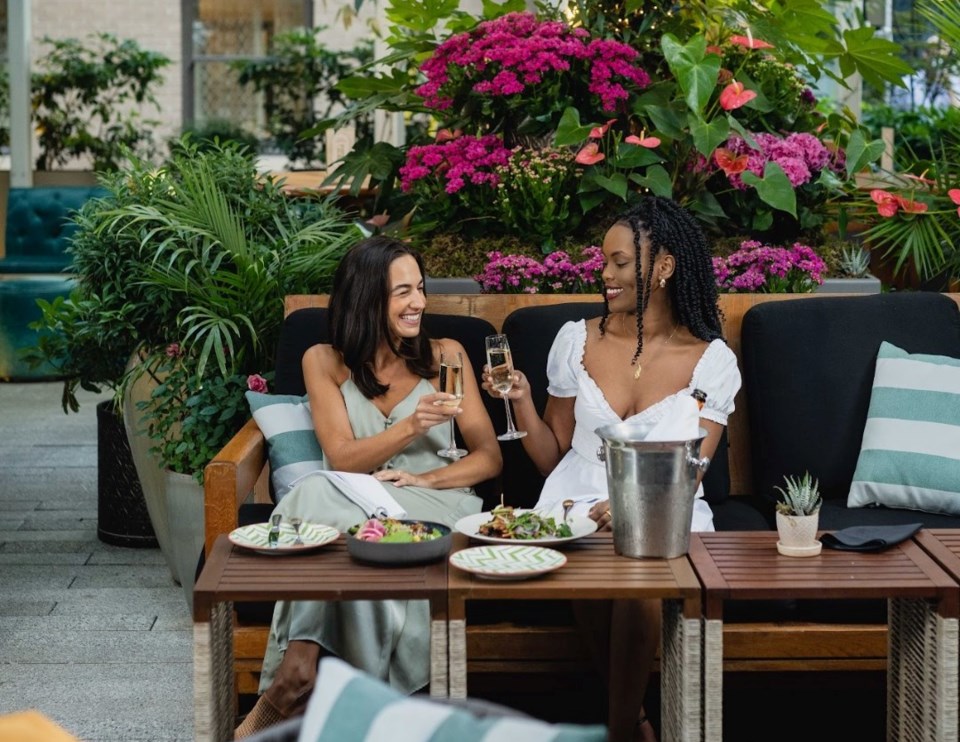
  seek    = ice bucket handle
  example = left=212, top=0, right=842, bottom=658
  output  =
left=688, top=453, right=711, bottom=473
left=596, top=445, right=605, bottom=463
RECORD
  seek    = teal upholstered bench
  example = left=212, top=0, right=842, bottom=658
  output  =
left=0, top=185, right=104, bottom=380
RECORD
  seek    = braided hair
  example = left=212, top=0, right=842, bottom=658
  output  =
left=599, top=196, right=724, bottom=364
left=328, top=236, right=435, bottom=399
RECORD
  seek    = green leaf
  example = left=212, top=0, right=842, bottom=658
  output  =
left=554, top=107, right=595, bottom=146
left=844, top=129, right=885, bottom=178
left=613, top=145, right=662, bottom=169
left=577, top=189, right=609, bottom=214
left=660, top=34, right=720, bottom=115
left=629, top=165, right=673, bottom=198
left=839, top=27, right=913, bottom=89
left=741, top=162, right=797, bottom=218
left=481, top=0, right=525, bottom=16
left=688, top=190, right=727, bottom=220
left=726, top=115, right=758, bottom=151
left=689, top=114, right=729, bottom=157
left=593, top=173, right=629, bottom=201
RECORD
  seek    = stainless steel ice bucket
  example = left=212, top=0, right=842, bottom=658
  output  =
left=595, top=422, right=710, bottom=559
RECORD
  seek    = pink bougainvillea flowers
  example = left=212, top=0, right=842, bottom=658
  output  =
left=949, top=188, right=960, bottom=216
left=575, top=142, right=605, bottom=165
left=625, top=133, right=661, bottom=148
left=713, top=148, right=748, bottom=176
left=589, top=119, right=617, bottom=139
left=719, top=80, right=756, bottom=111
left=729, top=34, right=774, bottom=50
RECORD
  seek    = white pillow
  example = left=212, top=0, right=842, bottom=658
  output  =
left=298, top=657, right=607, bottom=742
left=848, top=341, right=960, bottom=514
left=245, top=391, right=324, bottom=500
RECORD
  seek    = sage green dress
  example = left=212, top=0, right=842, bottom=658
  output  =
left=259, top=378, right=483, bottom=694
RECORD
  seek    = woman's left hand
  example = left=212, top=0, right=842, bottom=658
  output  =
left=588, top=500, right=613, bottom=531
left=373, top=469, right=430, bottom=488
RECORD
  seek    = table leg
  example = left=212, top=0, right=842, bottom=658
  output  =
left=430, top=618, right=449, bottom=698
left=448, top=618, right=467, bottom=699
left=194, top=601, right=235, bottom=742
left=700, top=617, right=723, bottom=742
left=660, top=600, right=703, bottom=742
left=888, top=598, right=958, bottom=742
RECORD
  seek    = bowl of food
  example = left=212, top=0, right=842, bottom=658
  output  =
left=346, top=518, right=452, bottom=565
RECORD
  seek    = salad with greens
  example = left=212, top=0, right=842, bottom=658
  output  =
left=478, top=505, right=573, bottom=540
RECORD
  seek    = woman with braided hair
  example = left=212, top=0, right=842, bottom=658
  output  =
left=482, top=195, right=740, bottom=742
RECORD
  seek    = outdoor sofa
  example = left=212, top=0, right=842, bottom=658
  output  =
left=202, top=291, right=960, bottom=706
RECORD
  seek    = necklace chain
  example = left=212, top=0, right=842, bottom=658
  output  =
left=632, top=322, right=679, bottom=380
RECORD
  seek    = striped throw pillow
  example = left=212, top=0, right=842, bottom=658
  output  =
left=300, top=657, right=607, bottom=742
left=848, top=342, right=960, bottom=515
left=246, top=391, right=324, bottom=501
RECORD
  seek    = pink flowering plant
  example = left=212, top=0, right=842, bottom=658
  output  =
left=712, top=240, right=827, bottom=293
left=475, top=247, right=603, bottom=294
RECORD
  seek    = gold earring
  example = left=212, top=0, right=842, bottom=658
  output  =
left=659, top=277, right=666, bottom=288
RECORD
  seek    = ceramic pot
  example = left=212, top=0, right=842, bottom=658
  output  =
left=122, top=354, right=179, bottom=582
left=163, top=469, right=205, bottom=612
left=776, top=511, right=821, bottom=557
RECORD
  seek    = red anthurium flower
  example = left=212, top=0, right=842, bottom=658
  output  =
left=575, top=143, right=605, bottom=165
left=713, top=148, right=748, bottom=176
left=870, top=189, right=899, bottom=218
left=624, top=133, right=661, bottom=148
left=948, top=188, right=960, bottom=216
left=435, top=128, right=462, bottom=142
left=719, top=80, right=757, bottom=111
left=589, top=119, right=618, bottom=139
left=896, top=196, right=928, bottom=214
left=730, top=34, right=774, bottom=50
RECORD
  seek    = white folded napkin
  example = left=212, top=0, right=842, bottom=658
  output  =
left=288, top=470, right=407, bottom=518
left=644, top=395, right=702, bottom=441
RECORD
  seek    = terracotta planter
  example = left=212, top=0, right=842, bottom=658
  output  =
left=776, top=511, right=821, bottom=557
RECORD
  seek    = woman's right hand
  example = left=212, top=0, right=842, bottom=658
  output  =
left=481, top=366, right=531, bottom=402
left=409, top=391, right=461, bottom=436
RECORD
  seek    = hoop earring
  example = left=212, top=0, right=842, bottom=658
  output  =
left=659, top=277, right=666, bottom=288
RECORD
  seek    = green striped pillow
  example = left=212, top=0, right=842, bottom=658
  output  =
left=848, top=342, right=960, bottom=515
left=301, top=657, right=607, bottom=742
left=245, top=391, right=324, bottom=501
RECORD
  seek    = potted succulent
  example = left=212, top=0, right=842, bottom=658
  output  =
left=775, top=472, right=823, bottom=557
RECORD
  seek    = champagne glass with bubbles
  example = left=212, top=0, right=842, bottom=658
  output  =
left=437, top=351, right=468, bottom=459
left=485, top=334, right=527, bottom=441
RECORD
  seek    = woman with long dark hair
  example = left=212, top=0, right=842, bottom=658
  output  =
left=237, top=236, right=501, bottom=738
left=485, top=196, right=741, bottom=742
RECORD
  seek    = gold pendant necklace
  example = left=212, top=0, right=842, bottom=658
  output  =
left=633, top=323, right=679, bottom=380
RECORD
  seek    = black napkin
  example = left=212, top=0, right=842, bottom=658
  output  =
left=820, top=523, right=923, bottom=552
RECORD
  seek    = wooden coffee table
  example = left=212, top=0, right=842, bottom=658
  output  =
left=193, top=535, right=448, bottom=742
left=447, top=531, right=704, bottom=742
left=688, top=531, right=959, bottom=742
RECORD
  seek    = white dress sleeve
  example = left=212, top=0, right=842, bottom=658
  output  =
left=545, top=320, right=585, bottom=398
left=693, top=340, right=742, bottom=426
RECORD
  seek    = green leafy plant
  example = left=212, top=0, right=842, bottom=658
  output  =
left=32, top=33, right=170, bottom=171
left=838, top=245, right=871, bottom=278
left=27, top=138, right=360, bottom=480
left=775, top=472, right=822, bottom=516
left=233, top=28, right=372, bottom=167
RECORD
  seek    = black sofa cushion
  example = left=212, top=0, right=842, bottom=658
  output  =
left=741, top=293, right=960, bottom=526
left=501, top=302, right=732, bottom=508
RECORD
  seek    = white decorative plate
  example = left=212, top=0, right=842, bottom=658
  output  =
left=228, top=522, right=339, bottom=555
left=454, top=510, right=598, bottom=545
left=449, top=545, right=567, bottom=580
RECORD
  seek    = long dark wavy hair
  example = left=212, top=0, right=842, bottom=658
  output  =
left=599, top=196, right=724, bottom=364
left=328, top=236, right=435, bottom=398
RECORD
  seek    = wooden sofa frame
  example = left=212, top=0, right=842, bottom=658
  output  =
left=204, top=292, right=960, bottom=697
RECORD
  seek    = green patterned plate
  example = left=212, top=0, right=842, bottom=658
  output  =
left=449, top=545, right=566, bottom=580
left=228, top=521, right=339, bottom=555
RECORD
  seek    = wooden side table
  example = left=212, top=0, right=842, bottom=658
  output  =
left=688, top=531, right=958, bottom=742
left=193, top=535, right=448, bottom=742
left=447, top=532, right=704, bottom=742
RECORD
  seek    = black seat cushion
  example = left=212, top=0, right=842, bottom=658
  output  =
left=272, top=307, right=502, bottom=508
left=501, top=302, right=732, bottom=508
left=741, top=293, right=960, bottom=520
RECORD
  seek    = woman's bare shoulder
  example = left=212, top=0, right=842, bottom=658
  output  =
left=303, top=343, right=348, bottom=383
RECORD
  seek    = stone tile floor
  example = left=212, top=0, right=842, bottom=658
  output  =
left=0, top=382, right=192, bottom=741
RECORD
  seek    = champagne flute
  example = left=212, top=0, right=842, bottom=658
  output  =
left=437, top=351, right=467, bottom=459
left=485, top=334, right=527, bottom=441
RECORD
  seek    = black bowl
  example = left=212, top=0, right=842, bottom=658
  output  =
left=346, top=520, right=453, bottom=565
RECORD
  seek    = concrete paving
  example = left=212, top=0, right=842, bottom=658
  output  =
left=0, top=382, right=192, bottom=741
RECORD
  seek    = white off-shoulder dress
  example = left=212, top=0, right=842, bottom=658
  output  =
left=536, top=320, right=742, bottom=532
